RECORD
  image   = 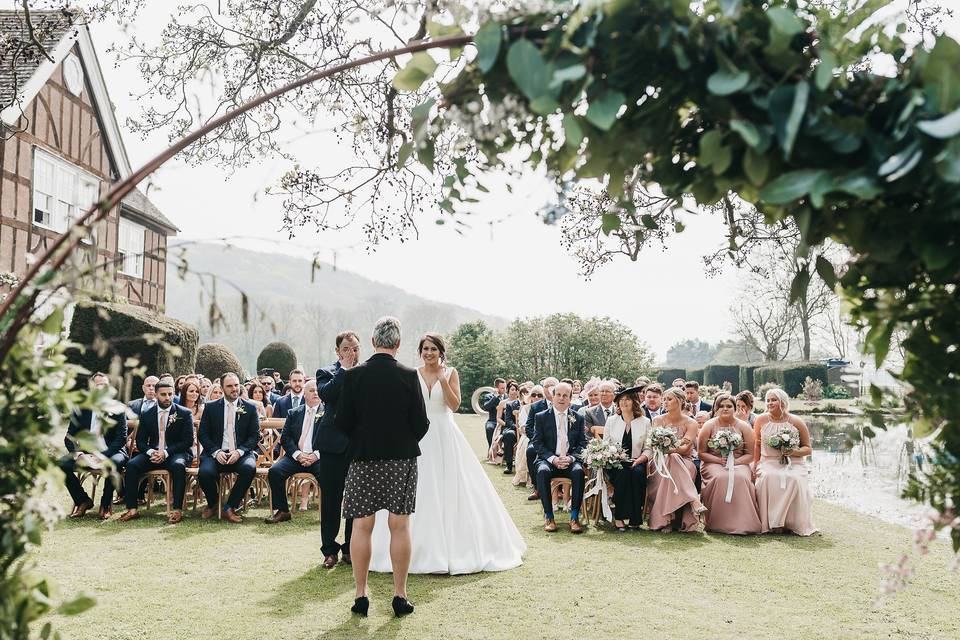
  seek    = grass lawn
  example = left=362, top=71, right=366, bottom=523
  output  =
left=35, top=414, right=959, bottom=639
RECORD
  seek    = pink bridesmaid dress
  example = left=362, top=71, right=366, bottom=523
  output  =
left=755, top=421, right=818, bottom=536
left=646, top=424, right=700, bottom=532
left=700, top=423, right=762, bottom=535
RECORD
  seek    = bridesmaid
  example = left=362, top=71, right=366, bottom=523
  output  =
left=735, top=390, right=757, bottom=425
left=646, top=387, right=707, bottom=532
left=602, top=386, right=652, bottom=531
left=754, top=388, right=818, bottom=536
left=697, top=393, right=762, bottom=535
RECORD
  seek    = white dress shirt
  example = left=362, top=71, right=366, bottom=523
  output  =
left=220, top=398, right=246, bottom=456
left=292, top=404, right=318, bottom=460
left=147, top=406, right=170, bottom=459
left=549, top=409, right=569, bottom=464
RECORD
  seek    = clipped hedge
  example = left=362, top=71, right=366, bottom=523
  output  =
left=685, top=368, right=704, bottom=384
left=257, top=341, right=298, bottom=379
left=704, top=364, right=740, bottom=393
left=752, top=362, right=829, bottom=397
left=738, top=363, right=766, bottom=394
left=67, top=301, right=198, bottom=398
left=653, top=368, right=686, bottom=386
left=196, top=343, right=244, bottom=382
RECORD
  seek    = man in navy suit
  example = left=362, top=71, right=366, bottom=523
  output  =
left=59, top=372, right=128, bottom=520
left=684, top=381, right=713, bottom=413
left=312, top=330, right=361, bottom=567
left=524, top=376, right=559, bottom=501
left=272, top=368, right=306, bottom=418
left=643, top=383, right=665, bottom=420
left=197, top=372, right=260, bottom=523
left=127, top=375, right=159, bottom=418
left=265, top=380, right=324, bottom=523
left=481, top=377, right=506, bottom=448
left=531, top=382, right=587, bottom=533
left=118, top=380, right=194, bottom=524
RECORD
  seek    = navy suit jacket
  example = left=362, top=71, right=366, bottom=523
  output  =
left=135, top=404, right=194, bottom=460
left=279, top=404, right=323, bottom=460
left=482, top=392, right=503, bottom=422
left=695, top=399, right=713, bottom=413
left=524, top=398, right=549, bottom=440
left=66, top=408, right=128, bottom=458
left=316, top=362, right=350, bottom=455
left=531, top=407, right=587, bottom=464
left=502, top=399, right=521, bottom=431
left=198, top=398, right=260, bottom=458
left=272, top=393, right=305, bottom=419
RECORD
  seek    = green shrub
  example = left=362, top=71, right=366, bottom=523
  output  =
left=67, top=301, right=198, bottom=398
left=800, top=376, right=824, bottom=401
left=825, top=384, right=852, bottom=399
left=685, top=368, right=704, bottom=384
left=196, top=343, right=244, bottom=381
left=704, top=364, right=739, bottom=393
left=753, top=362, right=828, bottom=397
left=257, top=341, right=298, bottom=379
left=738, top=363, right=765, bottom=394
left=653, top=368, right=686, bottom=386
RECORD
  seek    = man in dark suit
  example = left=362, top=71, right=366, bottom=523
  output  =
left=500, top=386, right=521, bottom=475
left=272, top=368, right=306, bottom=418
left=118, top=380, right=194, bottom=524
left=523, top=376, right=558, bottom=501
left=265, top=379, right=324, bottom=523
left=684, top=381, right=713, bottom=413
left=336, top=316, right=429, bottom=617
left=530, top=382, right=587, bottom=534
left=481, top=377, right=506, bottom=448
left=583, top=380, right=617, bottom=435
left=59, top=372, right=128, bottom=520
left=311, top=330, right=361, bottom=567
left=128, top=375, right=159, bottom=418
left=643, top=383, right=665, bottom=420
left=197, top=372, right=260, bottom=523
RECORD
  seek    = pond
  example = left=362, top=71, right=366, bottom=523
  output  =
left=805, top=414, right=931, bottom=530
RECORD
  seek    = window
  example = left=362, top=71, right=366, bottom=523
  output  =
left=32, top=147, right=99, bottom=234
left=117, top=218, right=145, bottom=278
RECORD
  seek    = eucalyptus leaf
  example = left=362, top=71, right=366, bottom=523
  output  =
left=585, top=89, right=626, bottom=131
left=551, top=64, right=587, bottom=88
left=719, top=0, right=743, bottom=18
left=916, top=106, right=960, bottom=138
left=730, top=119, right=762, bottom=147
left=392, top=52, right=437, bottom=91
left=767, top=7, right=804, bottom=36
left=815, top=255, right=837, bottom=288
left=707, top=69, right=750, bottom=96
left=57, top=595, right=96, bottom=616
left=743, top=147, right=769, bottom=186
left=699, top=129, right=725, bottom=167
left=416, top=139, right=435, bottom=172
left=395, top=142, right=414, bottom=169
left=410, top=98, right=435, bottom=143
left=923, top=36, right=960, bottom=112
left=475, top=21, right=502, bottom=73
left=934, top=138, right=960, bottom=183
left=783, top=81, right=809, bottom=158
left=506, top=39, right=554, bottom=101
left=759, top=169, right=827, bottom=204
left=563, top=114, right=584, bottom=149
left=815, top=52, right=837, bottom=91
left=789, top=267, right=810, bottom=304
left=530, top=96, right=560, bottom=115
left=601, top=212, right=620, bottom=235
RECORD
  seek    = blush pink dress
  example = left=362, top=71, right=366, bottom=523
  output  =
left=699, top=422, right=762, bottom=535
left=755, top=421, right=817, bottom=536
left=646, top=424, right=699, bottom=532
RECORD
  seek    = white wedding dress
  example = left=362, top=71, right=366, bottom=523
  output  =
left=368, top=368, right=526, bottom=575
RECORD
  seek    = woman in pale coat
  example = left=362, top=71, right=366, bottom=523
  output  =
left=602, top=386, right=652, bottom=531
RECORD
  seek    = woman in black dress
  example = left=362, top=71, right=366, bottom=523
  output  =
left=601, top=386, right=653, bottom=531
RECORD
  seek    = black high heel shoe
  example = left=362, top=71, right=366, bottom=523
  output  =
left=392, top=596, right=414, bottom=617
left=351, top=596, right=369, bottom=617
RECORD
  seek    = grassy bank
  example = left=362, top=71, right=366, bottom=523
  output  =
left=35, top=415, right=958, bottom=639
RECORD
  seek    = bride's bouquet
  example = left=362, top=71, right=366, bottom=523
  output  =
left=767, top=425, right=801, bottom=465
left=579, top=437, right=627, bottom=471
left=647, top=427, right=680, bottom=455
left=707, top=429, right=743, bottom=458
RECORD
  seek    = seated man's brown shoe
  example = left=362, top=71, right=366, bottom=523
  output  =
left=167, top=510, right=183, bottom=525
left=569, top=519, right=584, bottom=534
left=70, top=500, right=94, bottom=519
left=527, top=491, right=540, bottom=501
left=543, top=519, right=558, bottom=532
left=322, top=554, right=338, bottom=569
left=118, top=509, right=139, bottom=522
left=97, top=508, right=112, bottom=521
left=201, top=507, right=215, bottom=520
left=223, top=507, right=243, bottom=524
left=264, top=510, right=291, bottom=524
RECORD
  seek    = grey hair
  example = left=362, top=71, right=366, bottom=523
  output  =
left=599, top=379, right=617, bottom=392
left=372, top=316, right=402, bottom=349
left=765, top=387, right=790, bottom=412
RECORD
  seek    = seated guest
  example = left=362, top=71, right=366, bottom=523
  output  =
left=260, top=374, right=281, bottom=405
left=646, top=387, right=706, bottom=532
left=561, top=378, right=584, bottom=412
left=735, top=390, right=757, bottom=425
left=531, top=382, right=587, bottom=534
left=206, top=382, right=223, bottom=402
left=265, top=379, right=324, bottom=524
left=128, top=375, right=159, bottom=418
left=246, top=381, right=273, bottom=418
left=512, top=385, right=538, bottom=487
left=495, top=381, right=520, bottom=473
left=602, top=386, right=651, bottom=530
left=684, top=381, right=712, bottom=413
left=642, top=383, right=664, bottom=420
left=571, top=379, right=583, bottom=402
left=179, top=379, right=205, bottom=426
left=579, top=378, right=600, bottom=413
left=119, top=381, right=194, bottom=524
left=60, top=372, right=128, bottom=520
left=197, top=372, right=261, bottom=523
left=583, top=380, right=617, bottom=438
left=524, top=376, right=558, bottom=501
left=272, top=369, right=306, bottom=418
left=173, top=375, right=187, bottom=403
left=697, top=393, right=762, bottom=535
left=273, top=370, right=284, bottom=391
left=481, top=377, right=507, bottom=449
left=754, top=389, right=817, bottom=536
left=199, top=376, right=212, bottom=399
left=671, top=377, right=686, bottom=389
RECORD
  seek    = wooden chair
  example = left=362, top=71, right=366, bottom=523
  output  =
left=550, top=478, right=572, bottom=513
left=251, top=429, right=280, bottom=508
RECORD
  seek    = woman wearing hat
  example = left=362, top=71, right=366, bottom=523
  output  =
left=601, top=386, right=652, bottom=531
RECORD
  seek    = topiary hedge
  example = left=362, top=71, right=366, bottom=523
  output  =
left=704, top=364, right=740, bottom=393
left=752, top=362, right=828, bottom=397
left=685, top=368, right=704, bottom=384
left=67, top=301, right=198, bottom=398
left=739, top=363, right=766, bottom=394
left=653, top=368, right=686, bottom=386
left=257, top=341, right=298, bottom=379
left=196, top=343, right=244, bottom=382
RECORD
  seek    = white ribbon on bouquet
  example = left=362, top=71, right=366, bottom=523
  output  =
left=652, top=449, right=679, bottom=495
left=724, top=450, right=736, bottom=503
left=583, top=468, right=612, bottom=521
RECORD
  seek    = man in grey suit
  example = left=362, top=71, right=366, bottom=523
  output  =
left=582, top=379, right=618, bottom=436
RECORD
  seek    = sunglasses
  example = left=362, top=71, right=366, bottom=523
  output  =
left=531, top=393, right=544, bottom=398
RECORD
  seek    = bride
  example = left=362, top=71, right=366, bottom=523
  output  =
left=368, top=333, right=526, bottom=575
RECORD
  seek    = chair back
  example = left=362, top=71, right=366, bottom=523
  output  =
left=255, top=429, right=280, bottom=467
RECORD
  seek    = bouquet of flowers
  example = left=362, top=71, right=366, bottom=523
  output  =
left=647, top=427, right=680, bottom=455
left=767, top=425, right=800, bottom=465
left=707, top=429, right=743, bottom=458
left=579, top=437, right=627, bottom=471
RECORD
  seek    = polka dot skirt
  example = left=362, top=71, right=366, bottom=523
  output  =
left=343, top=458, right=418, bottom=519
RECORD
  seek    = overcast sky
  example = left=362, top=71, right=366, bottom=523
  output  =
left=86, top=2, right=959, bottom=361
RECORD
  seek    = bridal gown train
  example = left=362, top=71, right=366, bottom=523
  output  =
left=369, top=368, right=527, bottom=574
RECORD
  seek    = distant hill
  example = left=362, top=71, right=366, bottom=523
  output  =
left=164, top=242, right=507, bottom=374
